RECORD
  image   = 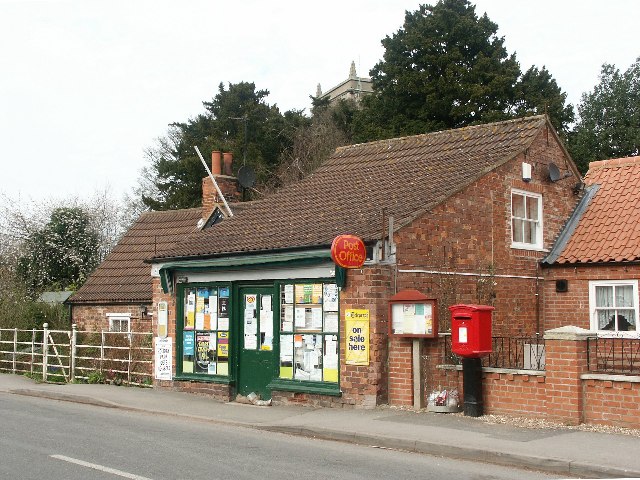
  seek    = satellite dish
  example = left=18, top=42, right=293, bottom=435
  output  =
left=548, top=162, right=561, bottom=182
left=237, top=165, right=256, bottom=188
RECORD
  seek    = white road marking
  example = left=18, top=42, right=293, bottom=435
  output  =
left=50, top=454, right=153, bottom=480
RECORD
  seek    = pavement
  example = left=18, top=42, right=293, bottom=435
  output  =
left=1, top=374, right=639, bottom=479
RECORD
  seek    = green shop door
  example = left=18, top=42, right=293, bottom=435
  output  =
left=237, top=287, right=277, bottom=400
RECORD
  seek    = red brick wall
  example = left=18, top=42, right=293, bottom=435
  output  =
left=71, top=304, right=151, bottom=332
left=202, top=174, right=242, bottom=218
left=387, top=129, right=580, bottom=406
left=393, top=128, right=579, bottom=342
left=483, top=371, right=547, bottom=416
left=584, top=378, right=640, bottom=428
left=338, top=265, right=395, bottom=407
left=543, top=264, right=640, bottom=331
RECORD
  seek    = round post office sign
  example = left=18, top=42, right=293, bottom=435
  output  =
left=331, top=235, right=366, bottom=269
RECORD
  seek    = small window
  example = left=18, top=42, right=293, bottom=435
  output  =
left=107, top=314, right=130, bottom=332
left=589, top=281, right=638, bottom=333
left=511, top=189, right=543, bottom=250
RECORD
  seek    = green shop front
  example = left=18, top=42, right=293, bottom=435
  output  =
left=156, top=250, right=343, bottom=401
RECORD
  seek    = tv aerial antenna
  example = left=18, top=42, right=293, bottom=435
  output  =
left=194, top=146, right=233, bottom=218
left=230, top=115, right=257, bottom=197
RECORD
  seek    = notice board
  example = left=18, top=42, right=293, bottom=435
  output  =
left=388, top=290, right=438, bottom=338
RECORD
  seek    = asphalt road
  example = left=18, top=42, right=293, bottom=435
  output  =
left=0, top=392, right=564, bottom=480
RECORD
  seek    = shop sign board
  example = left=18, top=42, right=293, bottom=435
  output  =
left=331, top=235, right=366, bottom=269
left=345, top=309, right=369, bottom=365
left=154, top=337, right=172, bottom=380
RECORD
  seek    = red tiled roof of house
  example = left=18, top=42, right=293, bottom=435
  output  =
left=157, top=115, right=549, bottom=261
left=552, top=156, right=640, bottom=264
left=69, top=208, right=202, bottom=304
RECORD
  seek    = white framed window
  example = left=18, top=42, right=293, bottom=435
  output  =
left=589, top=281, right=639, bottom=333
left=511, top=189, right=543, bottom=250
left=106, top=313, right=131, bottom=332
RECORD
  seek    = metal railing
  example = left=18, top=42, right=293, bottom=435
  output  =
left=443, top=334, right=546, bottom=371
left=0, top=324, right=153, bottom=386
left=587, top=335, right=640, bottom=375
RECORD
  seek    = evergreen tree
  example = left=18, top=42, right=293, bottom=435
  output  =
left=352, top=0, right=572, bottom=142
left=513, top=66, right=575, bottom=137
left=569, top=58, right=640, bottom=173
left=356, top=0, right=520, bottom=140
left=142, top=82, right=305, bottom=210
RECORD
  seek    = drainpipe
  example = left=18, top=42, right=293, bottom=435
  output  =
left=535, top=262, right=541, bottom=334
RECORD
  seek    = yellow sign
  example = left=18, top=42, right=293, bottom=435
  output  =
left=345, top=309, right=369, bottom=365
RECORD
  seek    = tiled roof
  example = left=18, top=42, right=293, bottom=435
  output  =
left=549, top=156, right=640, bottom=264
left=69, top=208, right=202, bottom=304
left=157, top=115, right=547, bottom=261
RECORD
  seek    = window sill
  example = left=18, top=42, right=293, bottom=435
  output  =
left=267, top=378, right=341, bottom=396
left=173, top=374, right=232, bottom=384
left=510, top=243, right=548, bottom=253
left=589, top=330, right=640, bottom=338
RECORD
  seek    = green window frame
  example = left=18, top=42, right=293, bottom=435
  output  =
left=276, top=281, right=340, bottom=385
left=176, top=283, right=232, bottom=381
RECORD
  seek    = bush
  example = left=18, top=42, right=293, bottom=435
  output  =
left=87, top=370, right=105, bottom=384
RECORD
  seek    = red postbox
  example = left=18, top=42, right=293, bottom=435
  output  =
left=449, top=304, right=494, bottom=358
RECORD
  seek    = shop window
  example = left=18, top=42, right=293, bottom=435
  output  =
left=511, top=189, right=543, bottom=250
left=279, top=282, right=339, bottom=383
left=181, top=286, right=230, bottom=376
left=107, top=314, right=130, bottom=332
left=589, top=280, right=639, bottom=333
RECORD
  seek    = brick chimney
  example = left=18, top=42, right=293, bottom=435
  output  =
left=201, top=151, right=242, bottom=221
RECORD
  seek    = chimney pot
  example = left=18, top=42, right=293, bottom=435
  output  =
left=223, top=152, right=233, bottom=176
left=211, top=151, right=222, bottom=175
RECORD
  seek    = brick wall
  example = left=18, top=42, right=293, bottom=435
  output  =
left=584, top=377, right=640, bottom=428
left=425, top=327, right=640, bottom=429
left=71, top=304, right=151, bottom=332
left=388, top=128, right=579, bottom=406
left=201, top=150, right=242, bottom=219
left=543, top=264, right=640, bottom=331
left=338, top=265, right=394, bottom=407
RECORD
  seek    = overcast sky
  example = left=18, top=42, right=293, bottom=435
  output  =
left=1, top=0, right=638, bottom=207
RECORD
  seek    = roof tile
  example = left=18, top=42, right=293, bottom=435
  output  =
left=69, top=208, right=202, bottom=304
left=554, top=156, right=640, bottom=264
left=158, top=116, right=547, bottom=260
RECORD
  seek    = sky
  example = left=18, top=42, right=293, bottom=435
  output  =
left=0, top=0, right=638, bottom=207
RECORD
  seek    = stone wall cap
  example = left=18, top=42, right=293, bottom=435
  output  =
left=544, top=325, right=593, bottom=341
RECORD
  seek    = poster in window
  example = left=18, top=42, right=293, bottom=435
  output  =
left=219, top=286, right=230, bottom=298
left=207, top=295, right=218, bottom=330
left=195, top=332, right=213, bottom=373
left=324, top=312, right=339, bottom=332
left=323, top=284, right=339, bottom=311
left=218, top=297, right=229, bottom=317
left=323, top=335, right=338, bottom=382
left=218, top=317, right=229, bottom=331
left=183, top=331, right=195, bottom=356
left=282, top=305, right=293, bottom=332
left=294, top=284, right=304, bottom=303
left=284, top=284, right=294, bottom=304
left=186, top=292, right=195, bottom=329
left=312, top=284, right=322, bottom=303
left=311, top=307, right=323, bottom=330
left=279, top=334, right=293, bottom=379
left=208, top=335, right=217, bottom=375
left=217, top=332, right=229, bottom=358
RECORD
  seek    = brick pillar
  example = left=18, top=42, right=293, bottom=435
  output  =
left=543, top=326, right=591, bottom=425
